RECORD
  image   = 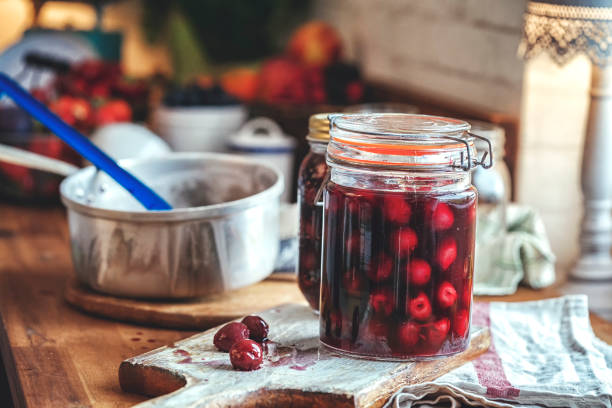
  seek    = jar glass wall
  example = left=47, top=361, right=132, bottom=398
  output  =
left=470, top=121, right=510, bottom=230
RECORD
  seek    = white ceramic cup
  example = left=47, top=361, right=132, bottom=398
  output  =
left=228, top=117, right=296, bottom=203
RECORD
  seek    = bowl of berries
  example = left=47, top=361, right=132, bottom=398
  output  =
left=154, top=83, right=247, bottom=153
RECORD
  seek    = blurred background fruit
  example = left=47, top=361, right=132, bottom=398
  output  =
left=287, top=21, right=342, bottom=67
left=0, top=131, right=80, bottom=204
left=221, top=68, right=260, bottom=103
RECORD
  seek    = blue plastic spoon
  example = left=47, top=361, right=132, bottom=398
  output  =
left=0, top=73, right=172, bottom=210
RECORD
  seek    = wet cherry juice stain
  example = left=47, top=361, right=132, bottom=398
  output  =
left=265, top=343, right=324, bottom=371
left=168, top=342, right=331, bottom=370
left=174, top=349, right=190, bottom=357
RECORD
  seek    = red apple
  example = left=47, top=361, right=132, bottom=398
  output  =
left=221, top=68, right=260, bottom=102
left=95, top=100, right=132, bottom=126
left=258, top=58, right=308, bottom=104
left=49, top=96, right=93, bottom=128
left=287, top=21, right=342, bottom=67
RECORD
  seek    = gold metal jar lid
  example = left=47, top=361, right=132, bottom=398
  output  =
left=307, top=113, right=336, bottom=142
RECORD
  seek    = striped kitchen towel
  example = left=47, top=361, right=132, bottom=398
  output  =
left=474, top=204, right=556, bottom=296
left=386, top=295, right=612, bottom=407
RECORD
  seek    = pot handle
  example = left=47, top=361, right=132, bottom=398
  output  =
left=0, top=143, right=80, bottom=177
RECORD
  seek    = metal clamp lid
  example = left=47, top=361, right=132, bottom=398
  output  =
left=326, top=113, right=493, bottom=172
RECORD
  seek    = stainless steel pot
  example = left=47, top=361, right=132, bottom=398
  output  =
left=0, top=146, right=283, bottom=298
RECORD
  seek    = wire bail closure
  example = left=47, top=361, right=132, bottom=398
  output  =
left=314, top=171, right=330, bottom=207
left=451, top=131, right=494, bottom=171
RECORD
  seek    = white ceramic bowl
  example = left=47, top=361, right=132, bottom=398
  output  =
left=153, top=105, right=247, bottom=152
left=90, top=123, right=171, bottom=161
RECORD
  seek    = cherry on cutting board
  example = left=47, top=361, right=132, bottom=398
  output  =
left=241, top=315, right=269, bottom=343
left=213, top=322, right=250, bottom=352
left=229, top=339, right=263, bottom=371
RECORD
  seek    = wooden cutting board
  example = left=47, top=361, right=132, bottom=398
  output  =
left=64, top=273, right=306, bottom=329
left=119, top=304, right=490, bottom=408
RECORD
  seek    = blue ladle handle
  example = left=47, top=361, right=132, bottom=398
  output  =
left=0, top=73, right=172, bottom=211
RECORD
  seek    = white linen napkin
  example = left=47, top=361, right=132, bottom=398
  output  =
left=385, top=295, right=612, bottom=407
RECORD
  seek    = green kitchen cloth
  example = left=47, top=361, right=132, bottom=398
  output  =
left=474, top=204, right=556, bottom=295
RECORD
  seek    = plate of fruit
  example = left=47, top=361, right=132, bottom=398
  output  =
left=0, top=58, right=150, bottom=203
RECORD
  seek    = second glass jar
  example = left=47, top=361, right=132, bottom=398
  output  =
left=297, top=113, right=333, bottom=311
left=320, top=113, right=485, bottom=360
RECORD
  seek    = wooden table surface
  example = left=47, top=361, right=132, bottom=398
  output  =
left=0, top=204, right=610, bottom=408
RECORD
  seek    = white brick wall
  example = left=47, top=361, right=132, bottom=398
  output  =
left=316, top=0, right=526, bottom=116
left=317, top=0, right=588, bottom=272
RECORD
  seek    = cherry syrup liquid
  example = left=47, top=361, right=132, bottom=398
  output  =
left=320, top=182, right=477, bottom=359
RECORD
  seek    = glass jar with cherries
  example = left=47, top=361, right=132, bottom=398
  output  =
left=297, top=113, right=334, bottom=311
left=319, top=113, right=492, bottom=360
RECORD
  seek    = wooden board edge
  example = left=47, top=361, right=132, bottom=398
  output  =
left=357, top=328, right=491, bottom=408
left=205, top=388, right=356, bottom=408
left=140, top=387, right=357, bottom=408
left=64, top=281, right=228, bottom=330
left=119, top=360, right=187, bottom=398
left=63, top=278, right=304, bottom=331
